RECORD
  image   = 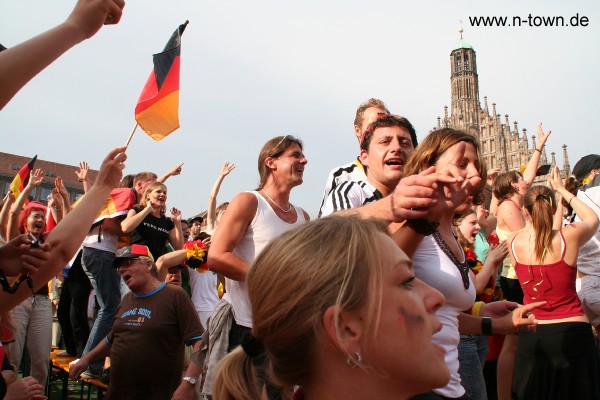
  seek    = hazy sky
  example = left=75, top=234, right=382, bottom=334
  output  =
left=1, top=0, right=598, bottom=218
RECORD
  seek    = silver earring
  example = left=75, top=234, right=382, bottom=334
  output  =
left=346, top=352, right=362, bottom=368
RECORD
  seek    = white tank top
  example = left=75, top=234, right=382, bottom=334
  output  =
left=575, top=186, right=600, bottom=276
left=224, top=191, right=306, bottom=327
left=412, top=235, right=476, bottom=398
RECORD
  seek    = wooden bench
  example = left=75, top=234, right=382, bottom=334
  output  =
left=47, top=349, right=108, bottom=400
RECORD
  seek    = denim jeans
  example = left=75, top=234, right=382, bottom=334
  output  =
left=81, top=247, right=121, bottom=372
left=457, top=334, right=489, bottom=400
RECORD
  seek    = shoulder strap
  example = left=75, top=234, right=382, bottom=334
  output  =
left=510, top=233, right=521, bottom=263
left=559, top=230, right=567, bottom=259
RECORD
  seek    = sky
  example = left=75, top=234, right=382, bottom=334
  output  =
left=1, top=0, right=599, bottom=218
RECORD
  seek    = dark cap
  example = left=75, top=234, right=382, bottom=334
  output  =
left=188, top=215, right=204, bottom=225
left=113, top=244, right=154, bottom=268
left=572, top=155, right=600, bottom=180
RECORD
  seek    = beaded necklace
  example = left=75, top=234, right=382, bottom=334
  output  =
left=433, top=230, right=471, bottom=290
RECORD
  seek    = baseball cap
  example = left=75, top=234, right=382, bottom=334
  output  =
left=188, top=215, right=204, bottom=224
left=572, top=154, right=600, bottom=180
left=113, top=244, right=154, bottom=268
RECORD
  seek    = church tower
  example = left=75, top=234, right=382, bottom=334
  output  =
left=449, top=29, right=480, bottom=135
left=436, top=31, right=565, bottom=176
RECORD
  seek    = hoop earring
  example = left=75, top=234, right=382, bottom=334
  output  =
left=346, top=352, right=362, bottom=368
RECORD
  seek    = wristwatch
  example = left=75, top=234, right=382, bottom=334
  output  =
left=182, top=376, right=198, bottom=386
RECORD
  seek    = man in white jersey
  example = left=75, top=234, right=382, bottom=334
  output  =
left=321, top=114, right=417, bottom=216
left=206, top=135, right=309, bottom=399
left=318, top=98, right=389, bottom=216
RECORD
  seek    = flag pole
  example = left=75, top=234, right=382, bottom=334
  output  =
left=125, top=123, right=139, bottom=147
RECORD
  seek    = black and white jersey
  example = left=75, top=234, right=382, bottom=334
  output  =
left=318, top=159, right=367, bottom=217
left=320, top=179, right=383, bottom=217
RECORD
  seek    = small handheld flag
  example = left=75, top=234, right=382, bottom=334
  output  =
left=9, top=156, right=37, bottom=202
left=134, top=21, right=189, bottom=141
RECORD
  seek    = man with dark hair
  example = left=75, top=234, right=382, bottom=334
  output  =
left=321, top=115, right=417, bottom=215
left=70, top=244, right=204, bottom=399
left=318, top=98, right=389, bottom=216
left=188, top=215, right=204, bottom=240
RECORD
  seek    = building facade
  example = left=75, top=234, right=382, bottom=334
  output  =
left=0, top=152, right=98, bottom=205
left=436, top=32, right=570, bottom=178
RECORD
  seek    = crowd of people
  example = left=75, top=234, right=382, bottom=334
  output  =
left=1, top=1, right=600, bottom=400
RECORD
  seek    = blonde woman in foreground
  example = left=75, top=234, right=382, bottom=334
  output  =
left=214, top=216, right=449, bottom=400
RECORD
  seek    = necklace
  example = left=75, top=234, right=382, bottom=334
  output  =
left=433, top=230, right=470, bottom=290
left=262, top=190, right=293, bottom=213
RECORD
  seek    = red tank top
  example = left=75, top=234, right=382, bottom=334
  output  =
left=512, top=232, right=585, bottom=320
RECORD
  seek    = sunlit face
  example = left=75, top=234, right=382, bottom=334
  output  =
left=355, top=106, right=387, bottom=140
left=360, top=234, right=449, bottom=396
left=457, top=213, right=480, bottom=247
left=165, top=266, right=182, bottom=286
left=118, top=258, right=153, bottom=292
left=360, top=126, right=415, bottom=196
left=190, top=220, right=203, bottom=236
left=271, top=143, right=308, bottom=187
left=512, top=175, right=529, bottom=197
left=26, top=210, right=46, bottom=237
left=147, top=186, right=167, bottom=206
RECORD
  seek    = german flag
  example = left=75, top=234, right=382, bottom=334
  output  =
left=135, top=21, right=189, bottom=141
left=71, top=187, right=136, bottom=225
left=9, top=155, right=36, bottom=202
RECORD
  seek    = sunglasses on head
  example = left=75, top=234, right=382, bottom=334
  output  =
left=274, top=135, right=298, bottom=148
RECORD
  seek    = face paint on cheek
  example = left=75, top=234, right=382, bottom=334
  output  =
left=397, top=306, right=425, bottom=326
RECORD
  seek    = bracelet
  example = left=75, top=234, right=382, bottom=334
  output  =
left=568, top=196, right=575, bottom=206
left=534, top=148, right=542, bottom=154
left=481, top=317, right=493, bottom=336
left=471, top=301, right=484, bottom=317
left=52, top=206, right=62, bottom=210
left=77, top=178, right=84, bottom=182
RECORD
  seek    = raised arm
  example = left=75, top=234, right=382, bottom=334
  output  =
left=7, top=168, right=44, bottom=240
left=550, top=166, right=599, bottom=246
left=522, top=123, right=551, bottom=185
left=0, top=0, right=125, bottom=110
left=487, top=167, right=500, bottom=217
left=168, top=207, right=184, bottom=250
left=473, top=242, right=508, bottom=295
left=75, top=161, right=91, bottom=193
left=47, top=189, right=65, bottom=225
left=156, top=249, right=187, bottom=281
left=0, top=146, right=126, bottom=312
left=157, top=163, right=184, bottom=184
left=207, top=192, right=257, bottom=281
left=206, top=162, right=235, bottom=232
left=0, top=191, right=15, bottom=239
left=56, top=176, right=71, bottom=214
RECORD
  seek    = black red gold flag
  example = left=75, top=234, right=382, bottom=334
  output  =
left=135, top=21, right=188, bottom=141
left=9, top=155, right=36, bottom=202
